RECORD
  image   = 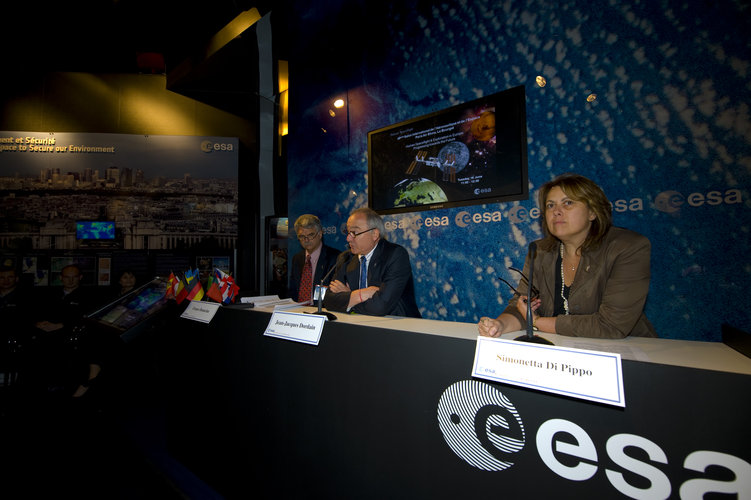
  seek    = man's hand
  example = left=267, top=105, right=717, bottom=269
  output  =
left=328, top=280, right=351, bottom=294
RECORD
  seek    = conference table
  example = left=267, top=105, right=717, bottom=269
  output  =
left=159, top=304, right=751, bottom=499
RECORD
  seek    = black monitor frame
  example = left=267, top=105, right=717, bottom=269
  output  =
left=367, top=85, right=529, bottom=215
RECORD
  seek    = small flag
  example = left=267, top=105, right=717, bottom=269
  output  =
left=175, top=281, right=189, bottom=304
left=166, top=272, right=187, bottom=303
left=221, top=279, right=239, bottom=305
left=207, top=268, right=240, bottom=304
left=184, top=268, right=204, bottom=302
left=206, top=270, right=223, bottom=303
left=166, top=272, right=177, bottom=299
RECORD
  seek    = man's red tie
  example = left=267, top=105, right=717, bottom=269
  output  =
left=299, top=254, right=313, bottom=302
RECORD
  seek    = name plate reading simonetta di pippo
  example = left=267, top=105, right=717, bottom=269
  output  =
left=472, top=337, right=625, bottom=407
left=263, top=311, right=326, bottom=346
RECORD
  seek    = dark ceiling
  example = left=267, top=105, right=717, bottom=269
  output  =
left=4, top=0, right=287, bottom=117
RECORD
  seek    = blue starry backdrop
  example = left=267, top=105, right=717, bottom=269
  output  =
left=286, top=0, right=750, bottom=341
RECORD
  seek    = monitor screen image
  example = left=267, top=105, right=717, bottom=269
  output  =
left=368, top=85, right=528, bottom=215
left=89, top=277, right=169, bottom=332
left=76, top=221, right=115, bottom=240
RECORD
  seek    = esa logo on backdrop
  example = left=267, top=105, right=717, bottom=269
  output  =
left=653, top=189, right=741, bottom=213
left=383, top=217, right=449, bottom=231
left=437, top=379, right=750, bottom=497
left=508, top=205, right=541, bottom=224
left=454, top=210, right=503, bottom=227
left=506, top=188, right=742, bottom=223
left=200, top=140, right=235, bottom=153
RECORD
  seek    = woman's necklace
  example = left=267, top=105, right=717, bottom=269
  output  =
left=560, top=243, right=571, bottom=315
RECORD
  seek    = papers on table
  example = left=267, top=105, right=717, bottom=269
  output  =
left=240, top=295, right=307, bottom=310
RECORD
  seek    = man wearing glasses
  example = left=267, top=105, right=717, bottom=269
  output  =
left=290, top=214, right=341, bottom=303
left=323, top=207, right=420, bottom=317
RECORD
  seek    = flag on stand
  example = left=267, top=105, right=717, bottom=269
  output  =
left=206, top=270, right=222, bottom=303
left=165, top=272, right=177, bottom=299
left=166, top=272, right=188, bottom=304
left=184, top=268, right=204, bottom=301
left=206, top=268, right=240, bottom=304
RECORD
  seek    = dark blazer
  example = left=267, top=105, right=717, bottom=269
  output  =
left=38, top=286, right=99, bottom=328
left=289, top=244, right=341, bottom=302
left=323, top=239, right=421, bottom=318
left=503, top=227, right=657, bottom=338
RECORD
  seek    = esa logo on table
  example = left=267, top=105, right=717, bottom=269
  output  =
left=437, top=380, right=749, bottom=497
left=437, top=380, right=525, bottom=471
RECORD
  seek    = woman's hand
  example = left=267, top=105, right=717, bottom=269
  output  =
left=478, top=317, right=502, bottom=337
left=515, top=295, right=541, bottom=322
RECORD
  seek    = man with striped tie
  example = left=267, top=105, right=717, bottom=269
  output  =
left=290, top=214, right=340, bottom=303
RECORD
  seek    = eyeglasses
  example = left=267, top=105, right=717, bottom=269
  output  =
left=297, top=231, right=320, bottom=242
left=346, top=227, right=375, bottom=238
left=497, top=267, right=540, bottom=299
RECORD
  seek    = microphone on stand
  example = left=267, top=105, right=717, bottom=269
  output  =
left=515, top=241, right=554, bottom=345
left=305, top=249, right=353, bottom=321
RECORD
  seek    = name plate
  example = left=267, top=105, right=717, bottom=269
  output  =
left=263, top=311, right=325, bottom=345
left=472, top=337, right=625, bottom=407
left=180, top=300, right=221, bottom=324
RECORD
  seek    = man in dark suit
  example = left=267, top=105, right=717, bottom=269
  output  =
left=1, top=265, right=29, bottom=331
left=323, top=207, right=420, bottom=318
left=31, top=264, right=103, bottom=398
left=34, top=264, right=96, bottom=334
left=289, top=214, right=341, bottom=303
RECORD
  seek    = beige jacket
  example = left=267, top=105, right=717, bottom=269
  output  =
left=503, top=227, right=658, bottom=338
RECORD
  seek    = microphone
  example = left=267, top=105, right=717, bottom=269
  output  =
left=305, top=249, right=353, bottom=321
left=319, top=249, right=351, bottom=287
left=515, top=241, right=554, bottom=345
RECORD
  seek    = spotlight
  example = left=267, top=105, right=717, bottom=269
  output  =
left=334, top=99, right=345, bottom=108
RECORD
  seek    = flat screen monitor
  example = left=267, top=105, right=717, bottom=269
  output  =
left=368, top=85, right=529, bottom=215
left=76, top=221, right=115, bottom=240
left=87, top=277, right=170, bottom=340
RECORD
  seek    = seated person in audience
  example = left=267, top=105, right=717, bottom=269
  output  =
left=478, top=173, right=657, bottom=339
left=116, top=269, right=138, bottom=296
left=1, top=264, right=31, bottom=330
left=35, top=264, right=96, bottom=334
left=289, top=214, right=340, bottom=303
left=324, top=207, right=421, bottom=318
left=0, top=265, right=20, bottom=302
left=31, top=264, right=105, bottom=398
left=1, top=265, right=33, bottom=380
left=105, top=269, right=139, bottom=303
